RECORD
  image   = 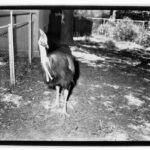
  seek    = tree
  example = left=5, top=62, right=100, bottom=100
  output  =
left=47, top=10, right=74, bottom=48
left=74, top=10, right=111, bottom=18
left=60, top=10, right=74, bottom=45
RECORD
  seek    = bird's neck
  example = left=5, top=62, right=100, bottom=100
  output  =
left=39, top=45, right=48, bottom=61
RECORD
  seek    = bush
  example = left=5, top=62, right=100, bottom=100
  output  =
left=133, top=27, right=150, bottom=47
left=104, top=40, right=116, bottom=50
left=97, top=22, right=115, bottom=38
left=93, top=17, right=139, bottom=41
left=93, top=17, right=150, bottom=47
left=113, top=18, right=138, bottom=41
left=139, top=32, right=150, bottom=47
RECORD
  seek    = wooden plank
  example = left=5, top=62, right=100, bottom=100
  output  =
left=0, top=22, right=29, bottom=37
left=14, top=21, right=28, bottom=27
left=0, top=10, right=36, bottom=17
left=0, top=24, right=9, bottom=29
left=28, top=12, right=32, bottom=64
left=8, top=11, right=15, bottom=85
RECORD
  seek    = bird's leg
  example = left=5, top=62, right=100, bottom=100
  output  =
left=51, top=86, right=60, bottom=108
left=45, top=73, right=49, bottom=82
left=61, top=89, right=70, bottom=117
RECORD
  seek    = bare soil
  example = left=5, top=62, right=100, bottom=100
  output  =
left=0, top=38, right=150, bottom=141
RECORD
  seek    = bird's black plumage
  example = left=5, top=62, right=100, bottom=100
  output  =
left=46, top=49, right=75, bottom=90
left=38, top=29, right=76, bottom=116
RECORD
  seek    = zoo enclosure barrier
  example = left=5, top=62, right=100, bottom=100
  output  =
left=0, top=10, right=34, bottom=85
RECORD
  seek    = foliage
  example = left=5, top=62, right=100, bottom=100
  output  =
left=93, top=20, right=115, bottom=38
left=113, top=18, right=138, bottom=41
left=74, top=10, right=111, bottom=18
left=97, top=23, right=113, bottom=36
left=74, top=10, right=150, bottom=21
left=116, top=10, right=150, bottom=20
left=139, top=32, right=150, bottom=47
left=94, top=17, right=150, bottom=47
left=75, top=10, right=150, bottom=47
left=104, top=40, right=116, bottom=50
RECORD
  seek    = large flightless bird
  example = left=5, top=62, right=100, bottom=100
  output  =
left=38, top=29, right=75, bottom=116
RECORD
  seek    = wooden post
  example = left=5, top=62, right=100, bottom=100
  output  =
left=28, top=12, right=32, bottom=64
left=8, top=10, right=15, bottom=85
left=140, top=21, right=145, bottom=44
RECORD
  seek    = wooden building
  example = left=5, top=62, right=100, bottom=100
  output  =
left=0, top=10, right=51, bottom=58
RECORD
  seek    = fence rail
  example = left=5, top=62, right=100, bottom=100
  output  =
left=87, top=17, right=150, bottom=30
left=87, top=17, right=148, bottom=23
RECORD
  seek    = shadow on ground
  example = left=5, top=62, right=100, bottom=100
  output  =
left=0, top=37, right=150, bottom=141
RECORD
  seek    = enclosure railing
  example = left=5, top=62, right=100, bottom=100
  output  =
left=0, top=10, right=34, bottom=85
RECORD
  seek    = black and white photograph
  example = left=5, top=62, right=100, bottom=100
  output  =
left=1, top=3, right=150, bottom=145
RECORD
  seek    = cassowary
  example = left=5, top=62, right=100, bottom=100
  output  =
left=38, top=29, right=75, bottom=116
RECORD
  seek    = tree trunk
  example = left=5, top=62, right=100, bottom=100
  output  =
left=112, top=10, right=117, bottom=20
left=60, top=10, right=73, bottom=45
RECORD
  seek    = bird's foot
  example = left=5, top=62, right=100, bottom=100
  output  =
left=60, top=109, right=70, bottom=118
left=50, top=102, right=59, bottom=110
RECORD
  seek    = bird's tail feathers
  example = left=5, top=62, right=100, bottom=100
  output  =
left=66, top=55, right=75, bottom=74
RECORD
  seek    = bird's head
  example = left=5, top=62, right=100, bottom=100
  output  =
left=38, top=29, right=49, bottom=49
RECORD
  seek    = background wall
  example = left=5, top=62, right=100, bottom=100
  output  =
left=0, top=16, right=10, bottom=51
left=38, top=10, right=51, bottom=33
left=0, top=10, right=40, bottom=57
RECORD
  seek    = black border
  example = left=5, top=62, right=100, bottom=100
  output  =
left=0, top=5, right=150, bottom=146
left=0, top=141, right=150, bottom=146
left=0, top=5, right=150, bottom=10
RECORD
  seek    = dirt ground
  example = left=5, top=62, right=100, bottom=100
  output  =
left=0, top=36, right=150, bottom=141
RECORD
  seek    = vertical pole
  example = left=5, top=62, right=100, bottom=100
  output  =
left=8, top=10, right=15, bottom=85
left=28, top=12, right=32, bottom=64
left=140, top=21, right=145, bottom=44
